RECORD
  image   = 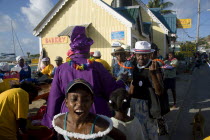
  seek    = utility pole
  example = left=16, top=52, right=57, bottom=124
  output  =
left=196, top=0, right=200, bottom=52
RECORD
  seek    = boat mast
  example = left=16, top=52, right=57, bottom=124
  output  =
left=11, top=20, right=25, bottom=57
left=11, top=20, right=16, bottom=58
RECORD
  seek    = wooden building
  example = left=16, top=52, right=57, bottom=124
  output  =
left=33, top=0, right=176, bottom=65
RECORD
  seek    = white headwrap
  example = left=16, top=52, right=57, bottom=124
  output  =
left=16, top=56, right=24, bottom=62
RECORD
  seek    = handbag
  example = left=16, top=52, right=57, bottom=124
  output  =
left=148, top=87, right=161, bottom=119
left=159, top=90, right=170, bottom=116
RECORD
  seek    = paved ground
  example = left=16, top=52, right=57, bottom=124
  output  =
left=171, top=63, right=210, bottom=140
left=159, top=69, right=192, bottom=140
left=160, top=63, right=210, bottom=140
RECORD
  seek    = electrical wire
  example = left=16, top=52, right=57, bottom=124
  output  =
left=176, top=0, right=210, bottom=41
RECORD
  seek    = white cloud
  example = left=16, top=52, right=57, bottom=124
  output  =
left=142, top=0, right=210, bottom=19
left=167, top=0, right=210, bottom=19
left=0, top=36, right=15, bottom=53
left=21, top=0, right=54, bottom=27
left=0, top=13, right=17, bottom=32
left=21, top=38, right=35, bottom=45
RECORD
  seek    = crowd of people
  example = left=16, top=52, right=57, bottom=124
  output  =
left=0, top=26, right=182, bottom=140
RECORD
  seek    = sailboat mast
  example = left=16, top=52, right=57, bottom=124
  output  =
left=11, top=20, right=16, bottom=58
left=14, top=28, right=25, bottom=57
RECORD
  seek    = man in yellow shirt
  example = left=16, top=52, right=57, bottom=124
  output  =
left=0, top=82, right=38, bottom=140
left=41, top=57, right=54, bottom=78
left=93, top=50, right=111, bottom=72
left=204, top=136, right=210, bottom=140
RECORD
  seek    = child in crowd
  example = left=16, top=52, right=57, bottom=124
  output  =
left=52, top=78, right=126, bottom=140
left=109, top=88, right=145, bottom=140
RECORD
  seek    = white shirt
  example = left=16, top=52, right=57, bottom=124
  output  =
left=111, top=117, right=145, bottom=140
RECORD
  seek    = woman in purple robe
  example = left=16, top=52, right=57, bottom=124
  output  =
left=42, top=26, right=126, bottom=128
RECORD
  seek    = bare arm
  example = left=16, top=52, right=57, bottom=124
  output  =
left=128, top=80, right=134, bottom=95
left=149, top=61, right=164, bottom=96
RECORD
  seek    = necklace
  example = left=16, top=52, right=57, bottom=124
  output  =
left=52, top=113, right=113, bottom=139
left=118, top=62, right=133, bottom=69
left=137, top=59, right=151, bottom=69
left=67, top=57, right=95, bottom=70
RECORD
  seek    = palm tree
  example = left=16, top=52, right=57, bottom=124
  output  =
left=27, top=52, right=30, bottom=58
left=147, top=0, right=174, bottom=14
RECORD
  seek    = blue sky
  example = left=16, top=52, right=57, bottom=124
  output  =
left=0, top=0, right=57, bottom=56
left=142, top=0, right=210, bottom=42
left=0, top=0, right=210, bottom=56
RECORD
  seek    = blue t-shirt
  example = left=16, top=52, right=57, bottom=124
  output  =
left=112, top=60, right=133, bottom=79
left=19, top=66, right=31, bottom=81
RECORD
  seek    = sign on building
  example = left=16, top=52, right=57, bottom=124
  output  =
left=177, top=19, right=192, bottom=28
left=42, top=36, right=68, bottom=45
left=111, top=31, right=125, bottom=40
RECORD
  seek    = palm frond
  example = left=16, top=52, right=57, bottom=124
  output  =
left=154, top=0, right=161, bottom=7
left=147, top=1, right=154, bottom=8
left=160, top=2, right=173, bottom=9
left=160, top=10, right=175, bottom=14
left=147, top=0, right=174, bottom=8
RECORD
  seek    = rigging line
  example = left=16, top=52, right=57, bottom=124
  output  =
left=180, top=28, right=195, bottom=39
left=178, top=30, right=192, bottom=41
left=11, top=21, right=25, bottom=56
left=190, top=16, right=210, bottom=33
left=181, top=8, right=207, bottom=24
left=13, top=30, right=25, bottom=56
left=186, top=11, right=210, bottom=34
left=11, top=20, right=16, bottom=57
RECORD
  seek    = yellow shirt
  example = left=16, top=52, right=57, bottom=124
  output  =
left=95, top=59, right=111, bottom=72
left=41, top=64, right=54, bottom=77
left=0, top=88, right=29, bottom=140
left=204, top=136, right=210, bottom=140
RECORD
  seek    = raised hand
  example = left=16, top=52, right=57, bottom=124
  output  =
left=149, top=60, right=157, bottom=71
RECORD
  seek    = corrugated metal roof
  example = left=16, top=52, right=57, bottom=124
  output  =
left=114, top=6, right=149, bottom=38
left=150, top=8, right=177, bottom=34
left=58, top=24, right=91, bottom=36
left=114, top=6, right=140, bottom=24
left=162, top=14, right=177, bottom=34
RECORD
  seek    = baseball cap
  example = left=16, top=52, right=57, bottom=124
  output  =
left=42, top=57, right=50, bottom=62
left=66, top=78, right=93, bottom=94
left=93, top=51, right=101, bottom=57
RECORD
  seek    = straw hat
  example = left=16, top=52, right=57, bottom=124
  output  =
left=111, top=47, right=127, bottom=56
left=133, top=41, right=155, bottom=54
left=121, top=45, right=130, bottom=52
left=111, top=41, right=122, bottom=47
left=55, top=56, right=63, bottom=61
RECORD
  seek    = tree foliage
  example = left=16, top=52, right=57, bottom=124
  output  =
left=30, top=54, right=40, bottom=58
left=147, top=0, right=174, bottom=14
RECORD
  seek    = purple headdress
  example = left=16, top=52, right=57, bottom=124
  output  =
left=69, top=26, right=94, bottom=54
